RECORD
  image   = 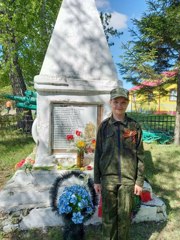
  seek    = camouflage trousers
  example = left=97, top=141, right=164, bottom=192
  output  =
left=101, top=178, right=134, bottom=240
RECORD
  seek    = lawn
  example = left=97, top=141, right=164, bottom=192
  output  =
left=0, top=135, right=35, bottom=189
left=0, top=134, right=180, bottom=239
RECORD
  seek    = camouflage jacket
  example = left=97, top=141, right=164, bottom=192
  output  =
left=94, top=114, right=145, bottom=187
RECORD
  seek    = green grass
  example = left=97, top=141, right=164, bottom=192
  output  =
left=0, top=138, right=180, bottom=239
left=143, top=144, right=180, bottom=220
left=130, top=143, right=180, bottom=240
left=0, top=135, right=35, bottom=188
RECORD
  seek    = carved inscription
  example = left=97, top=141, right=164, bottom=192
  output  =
left=52, top=105, right=97, bottom=149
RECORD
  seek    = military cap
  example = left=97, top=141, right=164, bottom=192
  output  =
left=110, top=87, right=129, bottom=100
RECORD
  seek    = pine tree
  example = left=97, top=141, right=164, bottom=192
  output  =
left=119, top=0, right=180, bottom=144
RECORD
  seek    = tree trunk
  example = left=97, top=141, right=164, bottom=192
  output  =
left=9, top=34, right=27, bottom=96
left=8, top=35, right=33, bottom=130
left=174, top=71, right=180, bottom=145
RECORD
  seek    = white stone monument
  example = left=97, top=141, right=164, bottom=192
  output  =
left=33, top=0, right=122, bottom=167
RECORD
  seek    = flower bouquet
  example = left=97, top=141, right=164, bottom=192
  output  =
left=15, top=158, right=35, bottom=172
left=50, top=171, right=98, bottom=240
left=58, top=185, right=94, bottom=224
left=66, top=124, right=96, bottom=168
left=66, top=130, right=96, bottom=154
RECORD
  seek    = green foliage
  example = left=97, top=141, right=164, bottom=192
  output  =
left=100, top=12, right=122, bottom=47
left=0, top=86, right=13, bottom=111
left=0, top=0, right=62, bottom=89
left=119, top=0, right=180, bottom=84
left=33, top=166, right=54, bottom=171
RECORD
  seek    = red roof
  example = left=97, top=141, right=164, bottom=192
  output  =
left=130, top=70, right=178, bottom=91
left=162, top=71, right=177, bottom=78
left=130, top=81, right=161, bottom=91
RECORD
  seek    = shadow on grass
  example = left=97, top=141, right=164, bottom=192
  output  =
left=144, top=150, right=156, bottom=180
left=130, top=221, right=167, bottom=240
left=149, top=150, right=179, bottom=215
left=1, top=222, right=167, bottom=240
left=1, top=225, right=102, bottom=240
left=143, top=149, right=178, bottom=215
left=0, top=135, right=33, bottom=147
left=139, top=147, right=180, bottom=239
left=132, top=150, right=169, bottom=239
left=1, top=227, right=63, bottom=240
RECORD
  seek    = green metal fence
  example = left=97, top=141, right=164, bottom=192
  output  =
left=128, top=113, right=175, bottom=133
left=127, top=113, right=175, bottom=144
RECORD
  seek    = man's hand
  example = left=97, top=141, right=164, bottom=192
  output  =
left=94, top=184, right=101, bottom=194
left=134, top=184, right=143, bottom=195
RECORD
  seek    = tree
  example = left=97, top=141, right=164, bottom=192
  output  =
left=100, top=12, right=122, bottom=47
left=0, top=0, right=61, bottom=94
left=119, top=0, right=180, bottom=145
left=0, top=0, right=61, bottom=126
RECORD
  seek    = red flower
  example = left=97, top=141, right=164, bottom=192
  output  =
left=86, top=165, right=93, bottom=170
left=15, top=159, right=26, bottom=169
left=91, top=139, right=96, bottom=144
left=86, top=146, right=93, bottom=153
left=75, top=130, right=82, bottom=136
left=66, top=135, right=74, bottom=141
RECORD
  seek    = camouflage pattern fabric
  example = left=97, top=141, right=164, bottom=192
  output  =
left=101, top=179, right=134, bottom=240
left=94, top=114, right=145, bottom=239
left=94, top=114, right=145, bottom=187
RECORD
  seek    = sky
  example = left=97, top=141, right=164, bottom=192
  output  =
left=95, top=0, right=148, bottom=90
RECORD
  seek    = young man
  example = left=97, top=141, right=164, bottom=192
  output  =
left=94, top=87, right=145, bottom=240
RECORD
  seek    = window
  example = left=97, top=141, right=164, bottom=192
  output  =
left=169, top=89, right=177, bottom=101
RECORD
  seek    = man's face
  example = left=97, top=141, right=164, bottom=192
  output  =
left=110, top=97, right=129, bottom=117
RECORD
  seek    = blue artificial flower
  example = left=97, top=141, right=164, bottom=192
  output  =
left=57, top=184, right=94, bottom=224
left=58, top=201, right=72, bottom=214
left=72, top=212, right=84, bottom=224
left=70, top=194, right=77, bottom=205
left=78, top=199, right=88, bottom=209
left=86, top=206, right=93, bottom=214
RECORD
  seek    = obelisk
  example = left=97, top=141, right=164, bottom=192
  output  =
left=34, top=0, right=122, bottom=166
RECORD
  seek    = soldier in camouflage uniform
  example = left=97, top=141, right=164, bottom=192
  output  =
left=94, top=87, right=145, bottom=240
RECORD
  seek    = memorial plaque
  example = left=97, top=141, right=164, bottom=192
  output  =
left=52, top=104, right=97, bottom=150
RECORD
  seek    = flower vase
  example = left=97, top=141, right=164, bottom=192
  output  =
left=76, top=151, right=84, bottom=168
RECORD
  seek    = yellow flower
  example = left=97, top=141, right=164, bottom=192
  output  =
left=76, top=140, right=86, bottom=148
